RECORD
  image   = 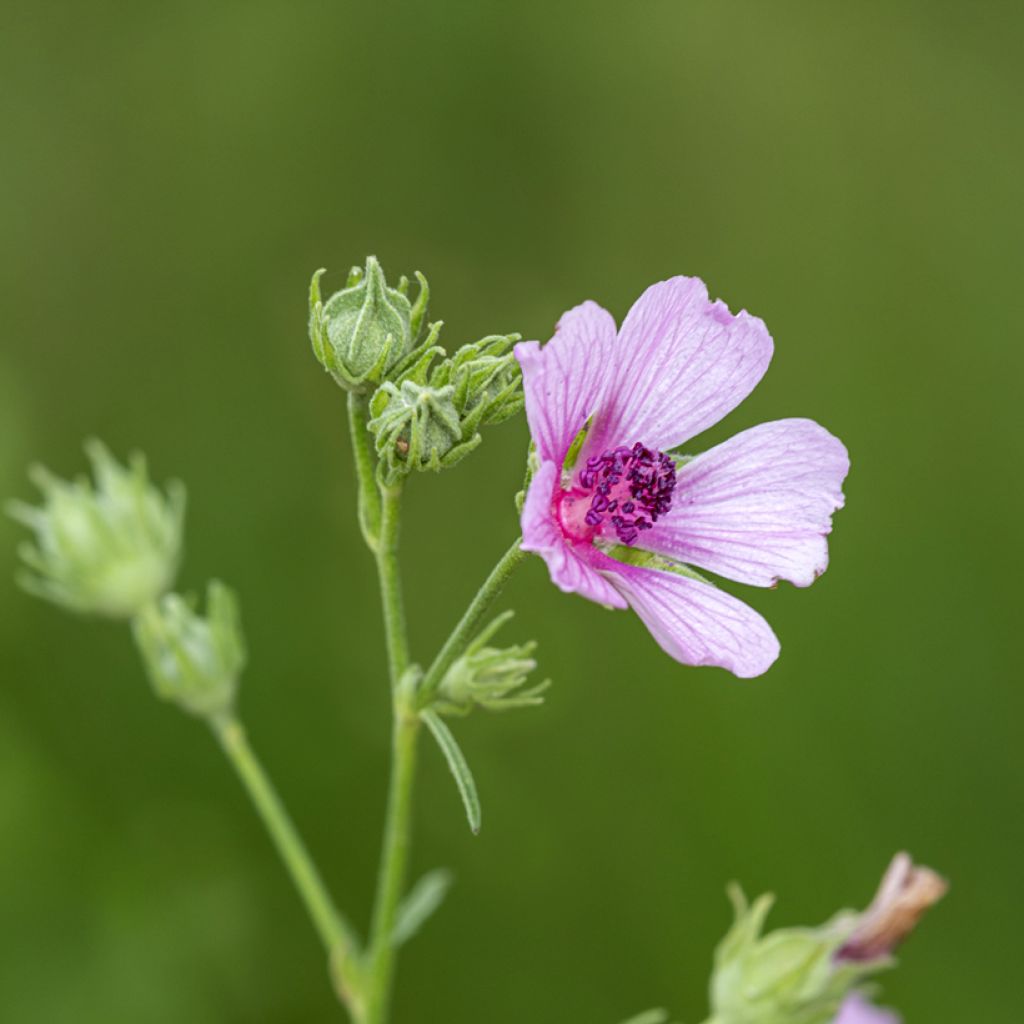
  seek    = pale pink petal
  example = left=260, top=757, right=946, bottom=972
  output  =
left=643, top=419, right=849, bottom=588
left=833, top=995, right=900, bottom=1024
left=520, top=460, right=627, bottom=609
left=597, top=556, right=780, bottom=677
left=515, top=300, right=618, bottom=464
left=586, top=277, right=773, bottom=455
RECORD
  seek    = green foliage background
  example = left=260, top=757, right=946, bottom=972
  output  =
left=1, top=2, right=1019, bottom=1020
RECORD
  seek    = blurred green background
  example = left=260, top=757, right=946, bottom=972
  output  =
left=1, top=1, right=1020, bottom=1021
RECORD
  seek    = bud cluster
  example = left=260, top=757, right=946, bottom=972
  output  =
left=7, top=440, right=184, bottom=619
left=368, top=332, right=523, bottom=484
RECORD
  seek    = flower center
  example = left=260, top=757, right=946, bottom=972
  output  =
left=558, top=443, right=676, bottom=546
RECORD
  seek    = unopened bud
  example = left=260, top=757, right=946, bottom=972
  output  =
left=132, top=580, right=245, bottom=719
left=7, top=440, right=184, bottom=618
left=710, top=887, right=888, bottom=1024
left=309, top=256, right=428, bottom=391
left=366, top=329, right=524, bottom=483
left=434, top=611, right=549, bottom=716
left=368, top=378, right=479, bottom=484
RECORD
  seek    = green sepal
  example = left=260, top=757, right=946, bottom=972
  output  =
left=601, top=543, right=712, bottom=585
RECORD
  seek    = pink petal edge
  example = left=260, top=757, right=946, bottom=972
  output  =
left=595, top=553, right=781, bottom=678
left=515, top=299, right=618, bottom=465
left=585, top=276, right=774, bottom=458
left=643, top=418, right=850, bottom=588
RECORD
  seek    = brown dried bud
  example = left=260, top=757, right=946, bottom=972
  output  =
left=839, top=851, right=948, bottom=961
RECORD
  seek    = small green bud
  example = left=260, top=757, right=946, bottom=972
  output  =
left=309, top=256, right=428, bottom=392
left=133, top=580, right=245, bottom=719
left=438, top=333, right=524, bottom=429
left=367, top=329, right=523, bottom=484
left=709, top=887, right=889, bottom=1024
left=7, top=440, right=184, bottom=618
left=433, top=611, right=550, bottom=716
left=368, top=377, right=480, bottom=484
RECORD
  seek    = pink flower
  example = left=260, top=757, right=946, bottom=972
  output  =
left=833, top=994, right=900, bottom=1024
left=515, top=277, right=849, bottom=677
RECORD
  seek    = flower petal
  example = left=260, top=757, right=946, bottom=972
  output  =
left=515, top=300, right=618, bottom=464
left=587, top=276, right=773, bottom=454
left=520, top=460, right=627, bottom=609
left=644, top=419, right=849, bottom=587
left=598, top=557, right=780, bottom=677
left=834, top=995, right=900, bottom=1024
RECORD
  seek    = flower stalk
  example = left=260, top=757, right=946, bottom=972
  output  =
left=211, top=714, right=363, bottom=1015
left=416, top=539, right=526, bottom=708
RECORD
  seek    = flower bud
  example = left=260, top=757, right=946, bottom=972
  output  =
left=366, top=329, right=523, bottom=483
left=440, top=334, right=524, bottom=429
left=434, top=611, right=549, bottom=716
left=709, top=888, right=888, bottom=1024
left=7, top=440, right=184, bottom=618
left=309, top=256, right=428, bottom=391
left=368, top=378, right=480, bottom=484
left=132, top=580, right=245, bottom=719
left=709, top=853, right=945, bottom=1024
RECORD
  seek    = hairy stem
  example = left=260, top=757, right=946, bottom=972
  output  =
left=416, top=538, right=526, bottom=707
left=211, top=714, right=363, bottom=1017
left=348, top=392, right=382, bottom=552
left=364, top=697, right=420, bottom=1024
left=364, top=479, right=419, bottom=1024
left=375, top=485, right=410, bottom=688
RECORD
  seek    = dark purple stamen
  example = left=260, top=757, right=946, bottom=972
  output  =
left=576, top=442, right=676, bottom=545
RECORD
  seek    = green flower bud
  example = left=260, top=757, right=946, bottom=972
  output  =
left=7, top=440, right=184, bottom=618
left=434, top=611, right=550, bottom=716
left=309, top=256, right=428, bottom=392
left=368, top=377, right=480, bottom=484
left=366, top=328, right=524, bottom=484
left=709, top=888, right=889, bottom=1024
left=133, top=580, right=245, bottom=719
left=437, top=333, right=524, bottom=429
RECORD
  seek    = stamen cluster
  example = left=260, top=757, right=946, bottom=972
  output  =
left=578, top=442, right=676, bottom=544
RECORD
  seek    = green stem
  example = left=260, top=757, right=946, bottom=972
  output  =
left=211, top=714, right=363, bottom=1016
left=363, top=477, right=417, bottom=1024
left=348, top=392, right=382, bottom=552
left=364, top=700, right=421, bottom=1024
left=375, top=484, right=410, bottom=688
left=416, top=538, right=526, bottom=707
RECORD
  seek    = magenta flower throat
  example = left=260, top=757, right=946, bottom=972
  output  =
left=515, top=276, right=850, bottom=678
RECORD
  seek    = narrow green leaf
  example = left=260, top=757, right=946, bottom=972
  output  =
left=392, top=868, right=454, bottom=947
left=422, top=710, right=481, bottom=834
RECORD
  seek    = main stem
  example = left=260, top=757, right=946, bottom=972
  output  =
left=211, top=714, right=362, bottom=1014
left=375, top=485, right=410, bottom=688
left=365, top=700, right=420, bottom=1024
left=365, top=480, right=419, bottom=1024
